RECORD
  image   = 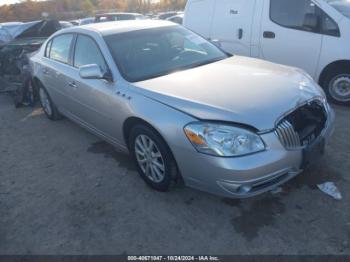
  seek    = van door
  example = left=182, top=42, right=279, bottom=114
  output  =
left=184, top=0, right=216, bottom=39
left=209, top=0, right=257, bottom=56
left=260, top=0, right=323, bottom=78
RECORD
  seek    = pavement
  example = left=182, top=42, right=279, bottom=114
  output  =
left=0, top=93, right=349, bottom=255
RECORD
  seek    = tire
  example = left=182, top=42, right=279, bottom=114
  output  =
left=38, top=85, right=62, bottom=120
left=321, top=68, right=350, bottom=106
left=129, top=124, right=178, bottom=192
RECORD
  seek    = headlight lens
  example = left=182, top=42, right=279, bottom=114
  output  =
left=184, top=122, right=265, bottom=157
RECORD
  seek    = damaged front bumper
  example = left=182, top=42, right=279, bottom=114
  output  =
left=174, top=104, right=335, bottom=198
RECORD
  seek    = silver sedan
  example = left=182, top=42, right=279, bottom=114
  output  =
left=31, top=20, right=335, bottom=198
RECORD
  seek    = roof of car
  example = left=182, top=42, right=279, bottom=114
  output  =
left=76, top=20, right=176, bottom=36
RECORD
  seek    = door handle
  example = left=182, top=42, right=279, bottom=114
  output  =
left=43, top=68, right=50, bottom=75
left=238, top=28, right=243, bottom=40
left=263, top=31, right=276, bottom=39
left=68, top=81, right=78, bottom=88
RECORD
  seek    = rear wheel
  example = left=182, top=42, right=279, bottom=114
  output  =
left=129, top=124, right=178, bottom=192
left=322, top=68, right=350, bottom=106
left=38, top=85, right=62, bottom=120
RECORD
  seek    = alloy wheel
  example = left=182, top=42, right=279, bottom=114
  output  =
left=134, top=134, right=165, bottom=183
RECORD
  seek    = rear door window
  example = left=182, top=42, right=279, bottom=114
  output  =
left=49, top=34, right=74, bottom=64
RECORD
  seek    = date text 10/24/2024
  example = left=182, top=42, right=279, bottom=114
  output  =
left=127, top=256, right=220, bottom=261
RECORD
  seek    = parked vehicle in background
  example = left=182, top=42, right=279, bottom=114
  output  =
left=78, top=17, right=95, bottom=25
left=94, top=13, right=146, bottom=23
left=0, top=22, right=23, bottom=45
left=0, top=20, right=64, bottom=107
left=70, top=17, right=95, bottom=26
left=145, top=13, right=156, bottom=19
left=166, top=14, right=184, bottom=25
left=59, top=21, right=74, bottom=28
left=31, top=20, right=334, bottom=198
left=69, top=20, right=80, bottom=26
left=184, top=0, right=350, bottom=105
left=156, top=11, right=183, bottom=20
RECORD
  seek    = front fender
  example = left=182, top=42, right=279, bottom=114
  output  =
left=127, top=93, right=197, bottom=153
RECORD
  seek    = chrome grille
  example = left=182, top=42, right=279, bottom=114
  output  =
left=275, top=120, right=301, bottom=150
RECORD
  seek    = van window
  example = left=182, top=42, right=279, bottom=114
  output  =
left=49, top=34, right=74, bottom=64
left=73, top=35, right=107, bottom=72
left=270, top=0, right=340, bottom=36
left=322, top=14, right=340, bottom=37
left=270, top=0, right=321, bottom=32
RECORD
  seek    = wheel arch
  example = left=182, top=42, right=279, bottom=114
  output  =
left=122, top=116, right=184, bottom=184
left=31, top=76, right=45, bottom=91
left=31, top=76, right=44, bottom=97
left=318, top=60, right=350, bottom=86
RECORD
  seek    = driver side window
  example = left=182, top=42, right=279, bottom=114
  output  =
left=73, top=35, right=108, bottom=72
left=270, top=0, right=340, bottom=36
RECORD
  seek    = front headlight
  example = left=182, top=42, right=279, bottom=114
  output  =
left=184, top=122, right=265, bottom=157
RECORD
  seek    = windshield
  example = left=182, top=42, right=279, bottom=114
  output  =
left=326, top=0, right=350, bottom=18
left=104, top=26, right=228, bottom=82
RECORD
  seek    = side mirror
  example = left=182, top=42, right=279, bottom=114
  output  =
left=79, top=64, right=113, bottom=82
left=303, top=13, right=319, bottom=31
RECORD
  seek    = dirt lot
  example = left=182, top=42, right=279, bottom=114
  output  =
left=0, top=93, right=349, bottom=255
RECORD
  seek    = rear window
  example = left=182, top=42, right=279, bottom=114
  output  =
left=49, top=34, right=74, bottom=64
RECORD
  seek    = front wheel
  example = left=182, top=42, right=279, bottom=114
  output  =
left=322, top=69, right=350, bottom=106
left=129, top=125, right=178, bottom=192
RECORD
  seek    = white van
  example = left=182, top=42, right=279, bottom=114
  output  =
left=184, top=0, right=350, bottom=105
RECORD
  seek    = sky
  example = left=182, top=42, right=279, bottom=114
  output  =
left=1, top=0, right=21, bottom=5
left=1, top=0, right=161, bottom=4
left=1, top=0, right=160, bottom=7
left=1, top=0, right=56, bottom=7
left=0, top=0, right=37, bottom=6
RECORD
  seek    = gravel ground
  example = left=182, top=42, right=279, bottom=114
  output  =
left=0, top=93, right=349, bottom=255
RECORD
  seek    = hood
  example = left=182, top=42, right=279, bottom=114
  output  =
left=133, top=56, right=324, bottom=131
left=0, top=20, right=61, bottom=45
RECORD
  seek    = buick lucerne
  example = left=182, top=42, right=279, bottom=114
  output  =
left=31, top=21, right=335, bottom=198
